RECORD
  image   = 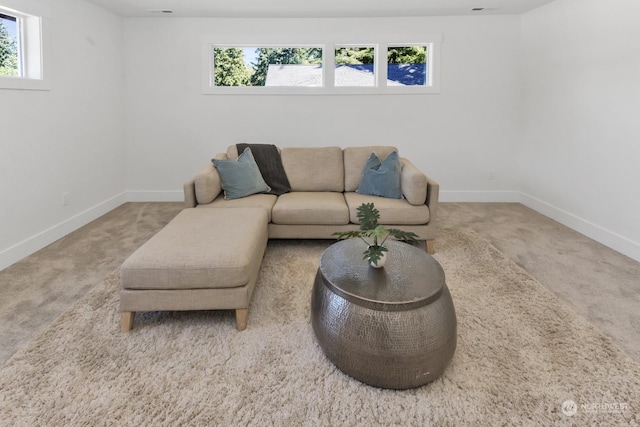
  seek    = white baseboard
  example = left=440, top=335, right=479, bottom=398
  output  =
left=520, top=193, right=640, bottom=263
left=125, top=191, right=184, bottom=202
left=3, top=189, right=637, bottom=271
left=440, top=190, right=521, bottom=203
left=0, top=192, right=128, bottom=272
left=0, top=190, right=181, bottom=271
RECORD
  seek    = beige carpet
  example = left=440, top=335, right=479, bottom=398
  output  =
left=0, top=229, right=638, bottom=425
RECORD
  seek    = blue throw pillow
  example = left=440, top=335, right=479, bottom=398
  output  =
left=356, top=151, right=403, bottom=199
left=212, top=148, right=271, bottom=200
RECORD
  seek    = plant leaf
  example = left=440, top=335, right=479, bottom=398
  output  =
left=332, top=231, right=364, bottom=240
left=356, top=203, right=380, bottom=231
left=333, top=202, right=417, bottom=249
left=364, top=225, right=388, bottom=240
left=387, top=228, right=419, bottom=242
left=363, top=244, right=388, bottom=265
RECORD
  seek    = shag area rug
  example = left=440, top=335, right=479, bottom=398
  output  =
left=0, top=229, right=638, bottom=426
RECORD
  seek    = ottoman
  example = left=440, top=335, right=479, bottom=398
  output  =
left=119, top=207, right=269, bottom=331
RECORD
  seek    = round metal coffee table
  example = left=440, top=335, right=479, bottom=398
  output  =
left=311, top=239, right=457, bottom=389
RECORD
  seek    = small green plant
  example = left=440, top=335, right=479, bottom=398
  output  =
left=333, top=202, right=418, bottom=266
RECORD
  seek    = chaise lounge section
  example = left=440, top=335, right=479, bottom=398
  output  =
left=120, top=208, right=268, bottom=331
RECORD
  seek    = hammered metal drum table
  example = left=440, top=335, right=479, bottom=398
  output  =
left=311, top=239, right=457, bottom=389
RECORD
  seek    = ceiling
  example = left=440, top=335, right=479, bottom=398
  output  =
left=82, top=0, right=556, bottom=18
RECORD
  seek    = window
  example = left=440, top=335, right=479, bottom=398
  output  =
left=387, top=45, right=428, bottom=86
left=0, top=12, right=20, bottom=76
left=0, top=4, right=46, bottom=90
left=203, top=38, right=440, bottom=95
left=334, top=46, right=375, bottom=87
left=212, top=46, right=323, bottom=87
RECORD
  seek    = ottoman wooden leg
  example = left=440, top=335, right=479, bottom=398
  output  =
left=121, top=311, right=135, bottom=332
left=235, top=308, right=248, bottom=331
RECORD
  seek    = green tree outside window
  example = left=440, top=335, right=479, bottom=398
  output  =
left=213, top=47, right=251, bottom=87
left=0, top=22, right=19, bottom=76
left=387, top=46, right=426, bottom=64
left=250, top=48, right=322, bottom=86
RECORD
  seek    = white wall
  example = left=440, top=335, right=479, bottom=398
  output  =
left=0, top=0, right=125, bottom=270
left=520, top=0, right=640, bottom=261
left=4, top=1, right=636, bottom=271
left=123, top=16, right=522, bottom=202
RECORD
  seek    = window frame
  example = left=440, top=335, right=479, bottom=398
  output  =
left=0, top=3, right=48, bottom=91
left=202, top=36, right=441, bottom=95
left=210, top=45, right=325, bottom=91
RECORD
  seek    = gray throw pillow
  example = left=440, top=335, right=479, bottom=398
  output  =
left=356, top=151, right=403, bottom=199
left=212, top=148, right=271, bottom=200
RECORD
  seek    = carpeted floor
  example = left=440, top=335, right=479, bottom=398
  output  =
left=0, top=228, right=638, bottom=425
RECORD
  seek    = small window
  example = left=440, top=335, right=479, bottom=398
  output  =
left=0, top=4, right=46, bottom=90
left=387, top=45, right=428, bottom=86
left=0, top=12, right=20, bottom=77
left=334, top=46, right=375, bottom=87
left=213, top=47, right=323, bottom=87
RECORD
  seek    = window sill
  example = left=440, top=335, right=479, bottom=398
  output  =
left=202, top=86, right=440, bottom=95
left=0, top=76, right=50, bottom=91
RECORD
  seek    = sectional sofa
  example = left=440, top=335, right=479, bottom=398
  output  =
left=183, top=145, right=439, bottom=253
left=120, top=145, right=439, bottom=332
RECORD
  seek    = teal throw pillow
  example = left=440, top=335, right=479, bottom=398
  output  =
left=356, top=151, right=403, bottom=199
left=212, top=148, right=271, bottom=200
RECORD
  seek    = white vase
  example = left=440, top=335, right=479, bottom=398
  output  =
left=369, top=251, right=387, bottom=268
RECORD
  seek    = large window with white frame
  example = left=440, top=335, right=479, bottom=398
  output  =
left=212, top=46, right=323, bottom=87
left=203, top=39, right=441, bottom=95
left=0, top=3, right=46, bottom=90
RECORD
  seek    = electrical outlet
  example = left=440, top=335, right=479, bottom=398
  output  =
left=62, top=192, right=70, bottom=206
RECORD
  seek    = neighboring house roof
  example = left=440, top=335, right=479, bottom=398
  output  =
left=265, top=64, right=322, bottom=86
left=335, top=64, right=375, bottom=87
left=265, top=64, right=427, bottom=87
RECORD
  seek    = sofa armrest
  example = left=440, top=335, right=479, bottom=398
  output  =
left=400, top=158, right=428, bottom=206
left=194, top=164, right=222, bottom=205
left=184, top=154, right=226, bottom=207
left=425, top=176, right=439, bottom=224
left=183, top=178, right=197, bottom=208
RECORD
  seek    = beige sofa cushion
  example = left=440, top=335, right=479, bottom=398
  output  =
left=344, top=192, right=429, bottom=225
left=120, top=208, right=269, bottom=290
left=281, top=147, right=344, bottom=192
left=198, top=193, right=278, bottom=222
left=343, top=146, right=398, bottom=192
left=272, top=192, right=349, bottom=225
